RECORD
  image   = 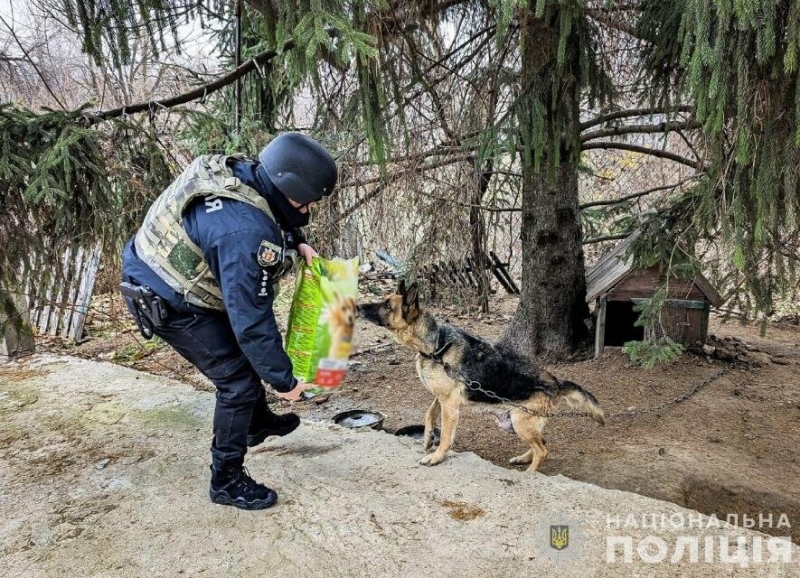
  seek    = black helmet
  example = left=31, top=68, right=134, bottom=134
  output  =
left=258, top=133, right=338, bottom=204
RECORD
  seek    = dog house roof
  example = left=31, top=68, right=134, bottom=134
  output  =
left=585, top=232, right=723, bottom=307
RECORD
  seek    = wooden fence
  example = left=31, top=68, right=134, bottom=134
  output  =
left=24, top=244, right=103, bottom=341
left=366, top=250, right=521, bottom=295
left=421, top=251, right=520, bottom=295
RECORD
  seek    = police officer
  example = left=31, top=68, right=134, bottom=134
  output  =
left=121, top=133, right=337, bottom=510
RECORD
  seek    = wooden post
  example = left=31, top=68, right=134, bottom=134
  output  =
left=700, top=300, right=710, bottom=343
left=489, top=251, right=520, bottom=294
left=484, top=251, right=512, bottom=294
left=595, top=295, right=607, bottom=358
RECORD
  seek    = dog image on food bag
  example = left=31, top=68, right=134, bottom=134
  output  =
left=326, top=292, right=357, bottom=359
left=358, top=281, right=605, bottom=472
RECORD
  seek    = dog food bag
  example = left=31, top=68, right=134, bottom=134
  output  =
left=285, top=256, right=359, bottom=395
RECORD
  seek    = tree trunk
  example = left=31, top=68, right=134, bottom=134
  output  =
left=501, top=5, right=591, bottom=358
left=470, top=158, right=493, bottom=313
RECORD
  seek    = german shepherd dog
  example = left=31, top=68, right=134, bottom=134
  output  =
left=357, top=282, right=605, bottom=472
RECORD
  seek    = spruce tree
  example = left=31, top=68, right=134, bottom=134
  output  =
left=8, top=0, right=800, bottom=355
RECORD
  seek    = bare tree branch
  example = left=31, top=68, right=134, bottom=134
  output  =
left=579, top=175, right=702, bottom=209
left=582, top=233, right=632, bottom=245
left=581, top=141, right=702, bottom=170
left=580, top=120, right=702, bottom=142
left=579, top=105, right=694, bottom=131
left=340, top=153, right=474, bottom=189
left=585, top=9, right=642, bottom=39
left=338, top=153, right=475, bottom=220
left=0, top=13, right=66, bottom=110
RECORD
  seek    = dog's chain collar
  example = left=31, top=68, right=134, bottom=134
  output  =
left=426, top=356, right=737, bottom=420
left=419, top=340, right=453, bottom=362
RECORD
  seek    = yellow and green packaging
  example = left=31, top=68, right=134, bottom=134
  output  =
left=285, top=256, right=359, bottom=395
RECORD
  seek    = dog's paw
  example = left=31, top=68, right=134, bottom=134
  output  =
left=509, top=454, right=533, bottom=466
left=423, top=439, right=438, bottom=452
left=419, top=453, right=446, bottom=466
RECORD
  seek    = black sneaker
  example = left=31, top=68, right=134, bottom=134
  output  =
left=209, top=466, right=278, bottom=510
left=247, top=412, right=300, bottom=447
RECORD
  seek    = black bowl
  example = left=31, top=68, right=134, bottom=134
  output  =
left=394, top=424, right=440, bottom=443
left=332, top=409, right=386, bottom=431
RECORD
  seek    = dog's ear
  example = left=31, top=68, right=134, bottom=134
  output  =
left=402, top=282, right=420, bottom=322
left=404, top=282, right=419, bottom=305
left=398, top=279, right=407, bottom=296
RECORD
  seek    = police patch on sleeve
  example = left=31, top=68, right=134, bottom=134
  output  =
left=257, top=239, right=282, bottom=268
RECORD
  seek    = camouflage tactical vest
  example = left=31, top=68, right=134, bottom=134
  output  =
left=135, top=154, right=283, bottom=311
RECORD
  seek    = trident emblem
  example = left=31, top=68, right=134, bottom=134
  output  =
left=550, top=525, right=569, bottom=551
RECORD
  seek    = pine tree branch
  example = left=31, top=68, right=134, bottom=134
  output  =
left=579, top=105, right=693, bottom=131
left=580, top=120, right=702, bottom=142
left=86, top=35, right=311, bottom=124
left=579, top=175, right=701, bottom=209
left=581, top=141, right=702, bottom=170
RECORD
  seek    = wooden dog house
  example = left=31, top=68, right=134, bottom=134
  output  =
left=586, top=234, right=723, bottom=357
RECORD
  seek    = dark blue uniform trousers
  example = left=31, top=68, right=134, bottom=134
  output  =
left=125, top=300, right=267, bottom=470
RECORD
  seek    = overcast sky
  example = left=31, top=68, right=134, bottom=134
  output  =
left=0, top=0, right=217, bottom=61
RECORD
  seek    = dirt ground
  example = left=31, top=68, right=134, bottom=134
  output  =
left=6, top=356, right=797, bottom=578
left=39, top=291, right=800, bottom=543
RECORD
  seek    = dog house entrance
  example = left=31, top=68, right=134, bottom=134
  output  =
left=604, top=301, right=645, bottom=346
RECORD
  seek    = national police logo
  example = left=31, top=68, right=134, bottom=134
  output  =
left=257, top=240, right=282, bottom=268
left=550, top=525, right=569, bottom=551
left=535, top=515, right=586, bottom=564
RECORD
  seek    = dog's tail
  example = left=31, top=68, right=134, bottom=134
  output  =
left=558, top=381, right=605, bottom=425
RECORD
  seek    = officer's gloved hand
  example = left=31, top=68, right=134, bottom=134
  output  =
left=272, top=379, right=311, bottom=402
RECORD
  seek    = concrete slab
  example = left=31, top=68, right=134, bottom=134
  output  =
left=0, top=355, right=797, bottom=577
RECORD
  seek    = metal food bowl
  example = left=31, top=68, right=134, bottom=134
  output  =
left=332, top=409, right=386, bottom=431
left=394, top=424, right=440, bottom=444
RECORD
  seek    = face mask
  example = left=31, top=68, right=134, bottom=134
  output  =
left=255, top=164, right=311, bottom=229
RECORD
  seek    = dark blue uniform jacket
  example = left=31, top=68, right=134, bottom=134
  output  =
left=122, top=159, right=308, bottom=390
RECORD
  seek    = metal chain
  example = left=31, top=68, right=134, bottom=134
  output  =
left=606, top=364, right=735, bottom=418
left=442, top=362, right=737, bottom=420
